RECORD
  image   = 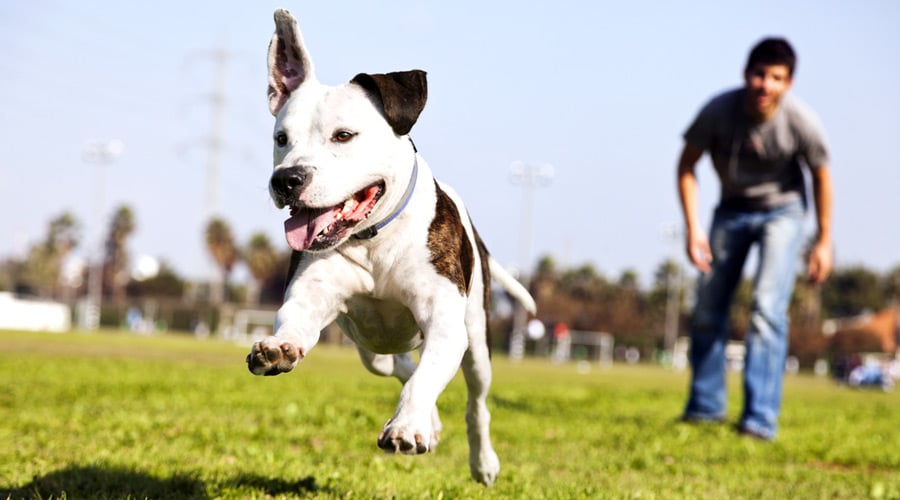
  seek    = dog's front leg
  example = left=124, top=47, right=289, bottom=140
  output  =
left=245, top=302, right=325, bottom=376
left=247, top=257, right=353, bottom=376
left=377, top=297, right=467, bottom=455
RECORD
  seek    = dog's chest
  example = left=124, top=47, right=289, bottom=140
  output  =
left=335, top=295, right=422, bottom=354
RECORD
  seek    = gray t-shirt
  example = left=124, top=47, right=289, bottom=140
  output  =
left=684, top=88, right=829, bottom=210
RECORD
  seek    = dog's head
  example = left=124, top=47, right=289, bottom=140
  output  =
left=266, top=9, right=427, bottom=253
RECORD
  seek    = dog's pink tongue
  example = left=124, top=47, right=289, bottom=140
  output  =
left=284, top=207, right=339, bottom=251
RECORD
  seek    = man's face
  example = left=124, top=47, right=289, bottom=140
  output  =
left=744, top=63, right=792, bottom=120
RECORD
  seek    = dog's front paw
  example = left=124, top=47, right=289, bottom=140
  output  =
left=246, top=337, right=302, bottom=376
left=377, top=415, right=438, bottom=455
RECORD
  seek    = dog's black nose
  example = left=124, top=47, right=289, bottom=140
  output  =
left=271, top=166, right=310, bottom=197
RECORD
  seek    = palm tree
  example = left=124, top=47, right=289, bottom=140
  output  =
left=243, top=232, right=279, bottom=306
left=24, top=212, right=80, bottom=298
left=205, top=217, right=239, bottom=304
left=104, top=205, right=135, bottom=300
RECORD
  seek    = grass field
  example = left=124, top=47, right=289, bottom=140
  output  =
left=1, top=329, right=899, bottom=499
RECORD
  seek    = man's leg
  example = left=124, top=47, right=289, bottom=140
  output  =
left=740, top=201, right=806, bottom=439
left=684, top=209, right=753, bottom=421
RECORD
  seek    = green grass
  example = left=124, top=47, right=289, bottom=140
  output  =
left=1, top=329, right=898, bottom=499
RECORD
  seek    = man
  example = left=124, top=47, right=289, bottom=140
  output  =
left=676, top=38, right=833, bottom=440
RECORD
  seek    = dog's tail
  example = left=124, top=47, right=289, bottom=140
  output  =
left=488, top=256, right=537, bottom=314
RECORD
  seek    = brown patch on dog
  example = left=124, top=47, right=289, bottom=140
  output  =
left=427, top=182, right=473, bottom=295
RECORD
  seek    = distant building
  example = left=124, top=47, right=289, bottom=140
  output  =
left=823, top=304, right=900, bottom=354
left=0, top=292, right=71, bottom=332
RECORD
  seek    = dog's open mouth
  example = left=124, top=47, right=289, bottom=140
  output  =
left=284, top=182, right=384, bottom=251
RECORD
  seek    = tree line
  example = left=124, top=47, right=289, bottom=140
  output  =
left=0, top=207, right=292, bottom=316
left=2, top=208, right=898, bottom=364
left=527, top=254, right=900, bottom=366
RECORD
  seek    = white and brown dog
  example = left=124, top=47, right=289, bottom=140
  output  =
left=246, top=9, right=536, bottom=485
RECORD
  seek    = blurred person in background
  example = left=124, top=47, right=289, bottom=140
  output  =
left=675, top=37, right=833, bottom=440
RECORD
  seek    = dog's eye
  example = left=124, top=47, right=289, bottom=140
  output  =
left=274, top=131, right=288, bottom=147
left=333, top=130, right=355, bottom=143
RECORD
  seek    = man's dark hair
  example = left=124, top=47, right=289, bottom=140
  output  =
left=745, top=37, right=796, bottom=77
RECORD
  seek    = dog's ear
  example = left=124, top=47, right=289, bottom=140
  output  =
left=267, top=9, right=316, bottom=116
left=351, top=70, right=427, bottom=136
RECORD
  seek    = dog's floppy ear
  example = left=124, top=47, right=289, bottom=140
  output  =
left=351, top=70, right=427, bottom=136
left=267, top=9, right=315, bottom=116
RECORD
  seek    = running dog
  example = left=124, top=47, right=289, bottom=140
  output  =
left=246, top=9, right=536, bottom=485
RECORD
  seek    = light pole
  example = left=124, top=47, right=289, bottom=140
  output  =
left=507, top=161, right=554, bottom=360
left=81, top=140, right=125, bottom=330
left=661, top=223, right=684, bottom=360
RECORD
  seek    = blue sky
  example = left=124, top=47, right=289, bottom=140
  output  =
left=2, top=1, right=898, bottom=287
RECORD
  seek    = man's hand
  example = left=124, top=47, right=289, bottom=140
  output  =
left=686, top=228, right=713, bottom=274
left=807, top=241, right=832, bottom=284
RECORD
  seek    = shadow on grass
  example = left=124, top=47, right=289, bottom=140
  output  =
left=1, top=465, right=206, bottom=499
left=227, top=473, right=322, bottom=496
left=2, top=467, right=328, bottom=499
left=490, top=394, right=536, bottom=412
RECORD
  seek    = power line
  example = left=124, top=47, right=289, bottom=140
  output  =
left=182, top=44, right=232, bottom=221
left=177, top=43, right=235, bottom=294
left=204, top=46, right=229, bottom=220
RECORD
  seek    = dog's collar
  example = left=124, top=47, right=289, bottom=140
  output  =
left=353, top=139, right=418, bottom=240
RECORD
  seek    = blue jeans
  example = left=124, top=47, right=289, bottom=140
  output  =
left=683, top=200, right=806, bottom=439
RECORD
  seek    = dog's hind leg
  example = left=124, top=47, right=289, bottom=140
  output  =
left=357, top=348, right=442, bottom=445
left=460, top=343, right=500, bottom=485
left=357, top=348, right=416, bottom=380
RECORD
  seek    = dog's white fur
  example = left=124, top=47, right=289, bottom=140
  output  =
left=246, top=9, right=535, bottom=486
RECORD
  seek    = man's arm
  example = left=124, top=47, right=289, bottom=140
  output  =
left=807, top=165, right=833, bottom=284
left=676, top=142, right=712, bottom=273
